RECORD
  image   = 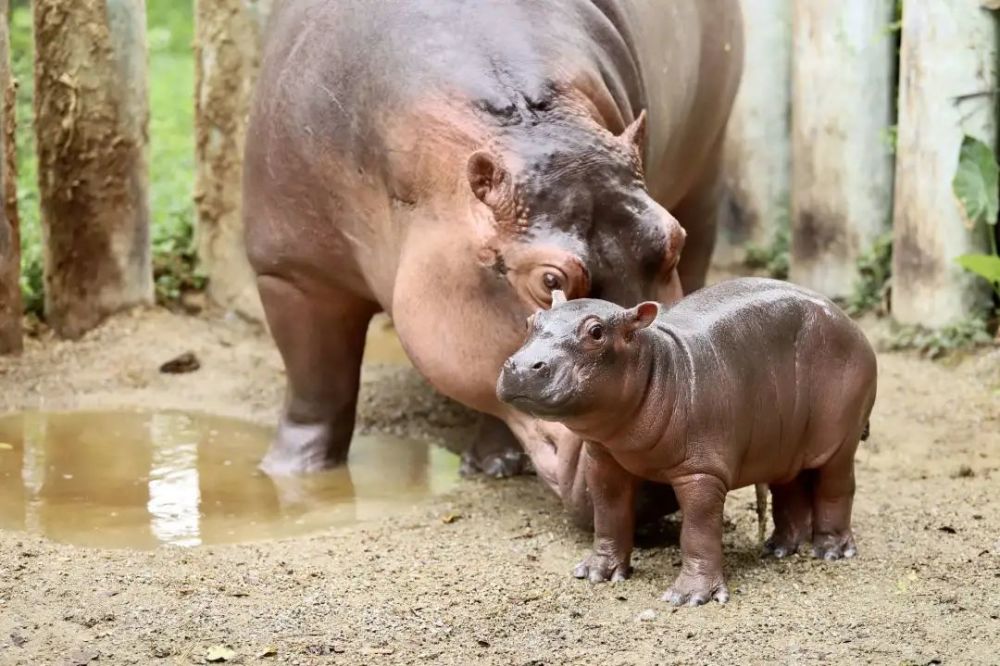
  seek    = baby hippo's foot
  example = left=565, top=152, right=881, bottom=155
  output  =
left=573, top=549, right=631, bottom=583
left=662, top=571, right=729, bottom=607
left=812, top=531, right=858, bottom=561
left=762, top=529, right=809, bottom=559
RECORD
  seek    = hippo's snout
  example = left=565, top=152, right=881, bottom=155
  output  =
left=497, top=355, right=550, bottom=402
left=497, top=349, right=576, bottom=419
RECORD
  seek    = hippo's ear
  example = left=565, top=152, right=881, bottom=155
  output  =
left=467, top=151, right=513, bottom=214
left=551, top=289, right=567, bottom=306
left=625, top=301, right=659, bottom=335
left=618, top=109, right=647, bottom=154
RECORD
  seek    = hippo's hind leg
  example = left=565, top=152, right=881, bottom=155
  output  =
left=459, top=414, right=532, bottom=479
left=810, top=440, right=859, bottom=560
left=257, top=276, right=377, bottom=475
left=763, top=472, right=813, bottom=558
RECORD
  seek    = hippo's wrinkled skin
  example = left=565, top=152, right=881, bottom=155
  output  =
left=243, top=0, right=743, bottom=526
left=498, top=279, right=877, bottom=605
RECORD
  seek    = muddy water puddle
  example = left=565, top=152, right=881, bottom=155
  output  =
left=0, top=410, right=458, bottom=549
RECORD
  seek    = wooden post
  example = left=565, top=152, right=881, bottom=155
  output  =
left=33, top=0, right=152, bottom=339
left=194, top=0, right=272, bottom=321
left=0, top=0, right=21, bottom=354
left=790, top=0, right=896, bottom=298
left=718, top=0, right=792, bottom=268
left=892, top=3, right=998, bottom=327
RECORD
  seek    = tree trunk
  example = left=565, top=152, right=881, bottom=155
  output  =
left=33, top=0, right=152, bottom=339
left=0, top=0, right=21, bottom=354
left=718, top=0, right=792, bottom=269
left=892, top=2, right=997, bottom=327
left=194, top=0, right=272, bottom=321
left=790, top=0, right=896, bottom=298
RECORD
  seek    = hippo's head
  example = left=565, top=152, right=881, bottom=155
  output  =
left=467, top=110, right=686, bottom=313
left=496, top=290, right=658, bottom=421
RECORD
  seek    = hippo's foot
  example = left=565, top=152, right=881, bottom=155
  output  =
left=459, top=449, right=533, bottom=479
left=459, top=415, right=533, bottom=479
left=259, top=419, right=348, bottom=477
left=573, top=550, right=631, bottom=583
left=811, top=531, right=857, bottom=561
left=762, top=530, right=809, bottom=559
left=662, top=572, right=729, bottom=607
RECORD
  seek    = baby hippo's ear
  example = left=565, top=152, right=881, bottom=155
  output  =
left=551, top=289, right=567, bottom=306
left=625, top=301, right=659, bottom=335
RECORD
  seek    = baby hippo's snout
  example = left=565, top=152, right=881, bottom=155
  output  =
left=497, top=344, right=576, bottom=419
left=497, top=353, right=551, bottom=403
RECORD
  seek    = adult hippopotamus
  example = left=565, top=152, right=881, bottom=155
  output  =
left=243, top=0, right=744, bottom=526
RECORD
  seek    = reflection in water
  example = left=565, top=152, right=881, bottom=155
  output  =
left=0, top=410, right=459, bottom=549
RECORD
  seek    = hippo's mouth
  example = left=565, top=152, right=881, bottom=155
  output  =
left=503, top=394, right=572, bottom=419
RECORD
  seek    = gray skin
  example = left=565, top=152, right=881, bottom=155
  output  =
left=243, top=0, right=743, bottom=528
left=497, top=278, right=877, bottom=606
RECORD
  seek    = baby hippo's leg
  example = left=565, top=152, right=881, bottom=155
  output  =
left=664, top=474, right=729, bottom=606
left=763, top=472, right=813, bottom=558
left=811, top=441, right=859, bottom=560
left=573, top=443, right=638, bottom=583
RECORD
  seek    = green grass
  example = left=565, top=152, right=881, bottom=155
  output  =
left=744, top=223, right=790, bottom=280
left=887, top=317, right=994, bottom=359
left=10, top=1, right=199, bottom=316
left=843, top=233, right=893, bottom=317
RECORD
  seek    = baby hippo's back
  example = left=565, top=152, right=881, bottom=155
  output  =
left=658, top=278, right=877, bottom=487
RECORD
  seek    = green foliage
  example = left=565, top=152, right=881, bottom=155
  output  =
left=744, top=224, right=789, bottom=280
left=844, top=234, right=893, bottom=317
left=10, top=5, right=43, bottom=315
left=11, top=2, right=199, bottom=316
left=147, top=5, right=198, bottom=306
left=952, top=136, right=1000, bottom=231
left=886, top=0, right=904, bottom=33
left=880, top=125, right=898, bottom=155
left=955, top=254, right=1000, bottom=287
left=952, top=135, right=1000, bottom=302
left=888, top=317, right=994, bottom=359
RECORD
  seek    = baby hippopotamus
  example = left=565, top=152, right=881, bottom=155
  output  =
left=496, top=277, right=877, bottom=606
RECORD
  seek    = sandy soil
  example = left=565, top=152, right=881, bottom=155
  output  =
left=0, top=305, right=998, bottom=665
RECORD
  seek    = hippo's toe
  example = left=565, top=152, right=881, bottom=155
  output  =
left=762, top=531, right=809, bottom=559
left=662, top=574, right=728, bottom=607
left=811, top=531, right=858, bottom=561
left=572, top=552, right=631, bottom=583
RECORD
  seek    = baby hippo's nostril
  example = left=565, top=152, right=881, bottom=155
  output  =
left=531, top=361, right=548, bottom=373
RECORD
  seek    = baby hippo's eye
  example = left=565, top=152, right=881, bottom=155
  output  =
left=588, top=323, right=604, bottom=341
left=542, top=272, right=562, bottom=292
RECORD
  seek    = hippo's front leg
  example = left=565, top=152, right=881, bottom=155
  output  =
left=257, top=276, right=377, bottom=475
left=573, top=442, right=638, bottom=583
left=664, top=474, right=730, bottom=606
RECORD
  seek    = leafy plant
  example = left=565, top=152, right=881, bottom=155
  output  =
left=744, top=224, right=790, bottom=280
left=952, top=135, right=1000, bottom=301
left=844, top=233, right=893, bottom=316
left=888, top=317, right=993, bottom=359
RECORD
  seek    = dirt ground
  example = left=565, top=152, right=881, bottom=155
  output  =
left=0, top=304, right=998, bottom=665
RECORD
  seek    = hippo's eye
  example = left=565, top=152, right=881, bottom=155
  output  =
left=542, top=272, right=562, bottom=291
left=588, top=324, right=604, bottom=342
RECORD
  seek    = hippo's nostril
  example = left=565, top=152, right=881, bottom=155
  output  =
left=531, top=361, right=547, bottom=372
